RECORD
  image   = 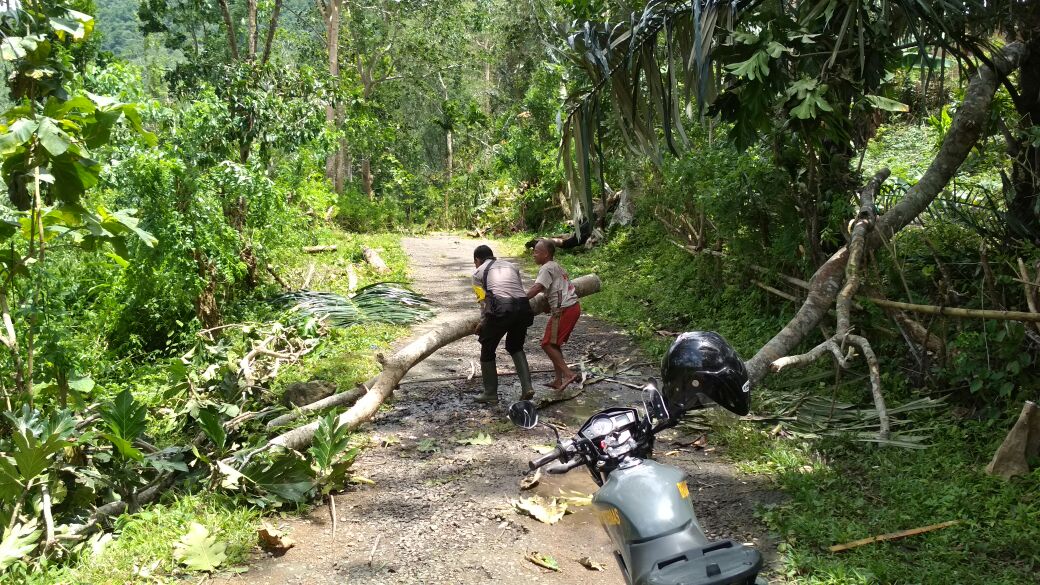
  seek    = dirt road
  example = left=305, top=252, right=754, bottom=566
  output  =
left=220, top=235, right=779, bottom=584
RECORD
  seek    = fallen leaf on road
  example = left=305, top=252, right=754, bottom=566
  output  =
left=511, top=496, right=568, bottom=524
left=578, top=556, right=607, bottom=571
left=457, top=432, right=494, bottom=446
left=525, top=552, right=561, bottom=572
left=531, top=444, right=555, bottom=454
left=257, top=522, right=295, bottom=555
left=519, top=468, right=541, bottom=491
left=557, top=490, right=592, bottom=506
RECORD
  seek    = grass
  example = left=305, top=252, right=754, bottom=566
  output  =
left=538, top=220, right=1040, bottom=584
left=33, top=494, right=260, bottom=584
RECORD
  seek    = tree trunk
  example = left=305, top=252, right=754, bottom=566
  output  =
left=1008, top=38, right=1040, bottom=244
left=217, top=0, right=240, bottom=61
left=269, top=275, right=602, bottom=450
left=746, top=43, right=1026, bottom=385
left=323, top=0, right=342, bottom=189
left=362, top=157, right=373, bottom=199
left=247, top=0, right=258, bottom=59
left=259, top=0, right=283, bottom=66
left=446, top=128, right=454, bottom=181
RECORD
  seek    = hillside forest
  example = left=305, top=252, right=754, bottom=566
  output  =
left=0, top=1, right=1038, bottom=583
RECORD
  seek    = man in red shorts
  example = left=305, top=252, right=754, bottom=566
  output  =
left=527, top=239, right=581, bottom=391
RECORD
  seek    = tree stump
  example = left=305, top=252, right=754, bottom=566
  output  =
left=985, top=401, right=1040, bottom=480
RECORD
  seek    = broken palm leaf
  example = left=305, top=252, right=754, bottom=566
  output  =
left=275, top=284, right=433, bottom=328
left=512, top=496, right=569, bottom=524
left=174, top=523, right=226, bottom=572
left=525, top=551, right=561, bottom=572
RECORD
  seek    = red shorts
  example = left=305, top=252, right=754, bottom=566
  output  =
left=542, top=303, right=581, bottom=347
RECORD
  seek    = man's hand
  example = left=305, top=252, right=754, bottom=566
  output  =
left=473, top=319, right=485, bottom=336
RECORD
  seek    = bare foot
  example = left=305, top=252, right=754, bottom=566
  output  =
left=544, top=379, right=563, bottom=390
left=556, top=372, right=580, bottom=392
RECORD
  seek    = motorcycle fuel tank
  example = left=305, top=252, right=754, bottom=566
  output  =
left=593, top=459, right=703, bottom=543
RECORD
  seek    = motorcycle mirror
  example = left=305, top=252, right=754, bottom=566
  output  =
left=641, top=379, right=669, bottom=422
left=507, top=400, right=539, bottom=429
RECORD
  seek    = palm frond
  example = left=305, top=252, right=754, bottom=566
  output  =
left=275, top=283, right=434, bottom=328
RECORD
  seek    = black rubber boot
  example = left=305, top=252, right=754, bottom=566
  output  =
left=511, top=351, right=535, bottom=400
left=477, top=360, right=498, bottom=403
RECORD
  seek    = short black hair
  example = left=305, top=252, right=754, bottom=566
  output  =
left=473, top=245, right=495, bottom=262
left=537, top=238, right=556, bottom=258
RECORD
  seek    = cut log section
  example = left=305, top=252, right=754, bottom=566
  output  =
left=303, top=245, right=338, bottom=253
left=362, top=246, right=390, bottom=274
left=268, top=274, right=602, bottom=450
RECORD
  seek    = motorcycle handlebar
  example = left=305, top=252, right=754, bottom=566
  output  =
left=547, top=458, right=584, bottom=474
left=528, top=447, right=564, bottom=470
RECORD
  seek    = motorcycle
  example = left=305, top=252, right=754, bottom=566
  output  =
left=507, top=331, right=764, bottom=585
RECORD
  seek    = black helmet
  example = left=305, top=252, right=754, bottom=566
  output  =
left=660, top=331, right=751, bottom=417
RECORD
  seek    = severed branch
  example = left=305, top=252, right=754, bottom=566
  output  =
left=770, top=170, right=892, bottom=439
left=746, top=42, right=1025, bottom=385
left=362, top=246, right=390, bottom=274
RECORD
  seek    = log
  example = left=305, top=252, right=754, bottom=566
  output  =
left=985, top=401, right=1040, bottom=480
left=303, top=245, right=338, bottom=253
left=362, top=246, right=390, bottom=274
left=268, top=274, right=602, bottom=450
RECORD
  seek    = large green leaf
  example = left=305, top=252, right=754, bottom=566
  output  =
left=0, top=119, right=39, bottom=155
left=0, top=520, right=41, bottom=572
left=173, top=523, right=226, bottom=572
left=240, top=453, right=315, bottom=503
left=99, top=389, right=147, bottom=442
left=195, top=408, right=226, bottom=451
left=0, top=457, right=23, bottom=502
left=37, top=118, right=72, bottom=156
left=865, top=94, right=910, bottom=112
left=309, top=414, right=352, bottom=472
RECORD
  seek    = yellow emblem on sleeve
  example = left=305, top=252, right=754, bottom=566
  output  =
left=473, top=285, right=486, bottom=302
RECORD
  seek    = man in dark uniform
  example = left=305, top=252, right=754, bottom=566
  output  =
left=472, top=245, right=535, bottom=403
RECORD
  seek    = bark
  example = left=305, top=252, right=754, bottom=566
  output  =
left=260, top=0, right=283, bottom=66
left=247, top=0, right=258, bottom=59
left=362, top=246, right=390, bottom=274
left=323, top=0, right=343, bottom=189
left=268, top=275, right=602, bottom=451
left=267, top=382, right=369, bottom=428
left=217, top=0, right=240, bottom=61
left=746, top=43, right=1026, bottom=385
left=362, top=157, right=373, bottom=199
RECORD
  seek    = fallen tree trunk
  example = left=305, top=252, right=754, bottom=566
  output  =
left=303, top=245, right=338, bottom=253
left=269, top=274, right=602, bottom=450
left=744, top=42, right=1026, bottom=385
left=362, top=246, right=390, bottom=274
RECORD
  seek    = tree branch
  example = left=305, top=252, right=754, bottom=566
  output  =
left=217, top=0, right=241, bottom=61
left=260, top=0, right=284, bottom=67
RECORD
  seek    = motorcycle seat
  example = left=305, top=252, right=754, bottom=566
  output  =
left=642, top=539, right=762, bottom=585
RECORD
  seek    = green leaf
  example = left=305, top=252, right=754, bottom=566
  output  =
left=99, top=389, right=147, bottom=442
left=100, top=432, right=143, bottom=461
left=0, top=119, right=39, bottom=155
left=173, top=523, right=226, bottom=572
left=0, top=520, right=41, bottom=572
left=865, top=95, right=910, bottom=113
left=309, top=414, right=352, bottom=472
left=240, top=453, right=315, bottom=503
left=37, top=118, right=72, bottom=156
left=456, top=432, right=494, bottom=446
left=0, top=457, right=23, bottom=502
left=195, top=408, right=226, bottom=451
